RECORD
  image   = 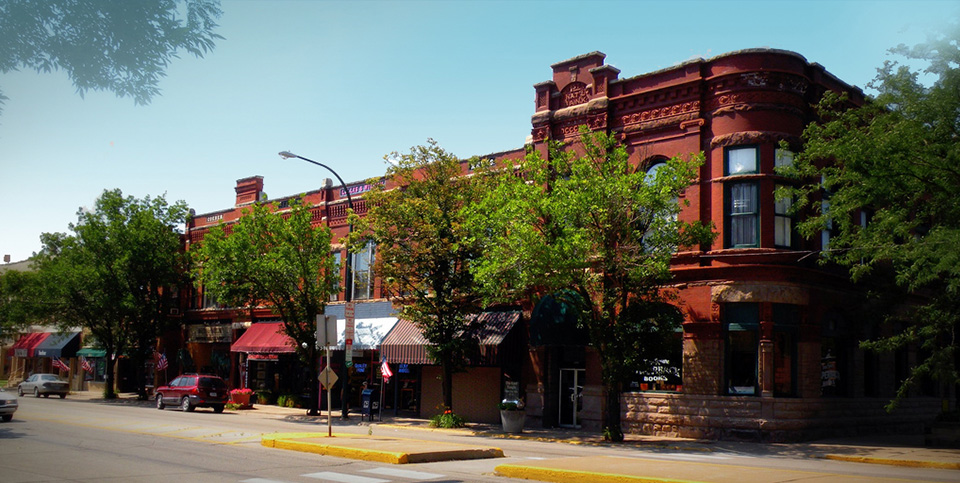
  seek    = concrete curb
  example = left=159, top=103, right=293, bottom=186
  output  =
left=494, top=463, right=700, bottom=483
left=823, top=453, right=960, bottom=470
left=260, top=432, right=505, bottom=464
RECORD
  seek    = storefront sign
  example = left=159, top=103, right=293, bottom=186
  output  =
left=248, top=353, right=279, bottom=361
left=339, top=179, right=385, bottom=198
left=188, top=324, right=232, bottom=343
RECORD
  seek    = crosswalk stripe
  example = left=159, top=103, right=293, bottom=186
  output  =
left=303, top=472, right=389, bottom=483
left=361, top=467, right=445, bottom=480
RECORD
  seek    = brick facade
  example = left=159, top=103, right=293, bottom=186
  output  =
left=523, top=50, right=942, bottom=441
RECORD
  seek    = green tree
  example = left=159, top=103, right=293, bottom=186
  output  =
left=468, top=130, right=713, bottom=441
left=347, top=141, right=483, bottom=412
left=783, top=23, right=960, bottom=409
left=34, top=189, right=189, bottom=398
left=0, top=266, right=49, bottom=336
left=0, top=0, right=223, bottom=110
left=192, top=198, right=338, bottom=416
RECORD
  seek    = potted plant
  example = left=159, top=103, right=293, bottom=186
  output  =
left=229, top=388, right=254, bottom=408
left=498, top=398, right=525, bottom=433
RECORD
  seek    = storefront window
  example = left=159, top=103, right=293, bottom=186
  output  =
left=773, top=304, right=799, bottom=396
left=725, top=303, right=759, bottom=395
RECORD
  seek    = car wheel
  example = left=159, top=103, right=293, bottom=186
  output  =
left=1, top=414, right=11, bottom=422
left=34, top=388, right=40, bottom=398
left=59, top=393, right=66, bottom=399
left=180, top=397, right=194, bottom=412
left=156, top=394, right=165, bottom=410
left=17, top=387, right=23, bottom=397
left=213, top=404, right=224, bottom=413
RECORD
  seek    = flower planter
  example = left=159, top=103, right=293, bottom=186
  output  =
left=230, top=392, right=252, bottom=408
left=500, top=409, right=526, bottom=433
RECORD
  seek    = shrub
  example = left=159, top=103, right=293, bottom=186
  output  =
left=254, top=389, right=275, bottom=405
left=276, top=394, right=302, bottom=408
left=429, top=407, right=466, bottom=428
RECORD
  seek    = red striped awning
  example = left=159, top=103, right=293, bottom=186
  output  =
left=230, top=322, right=295, bottom=354
left=379, top=311, right=521, bottom=365
left=12, top=332, right=50, bottom=358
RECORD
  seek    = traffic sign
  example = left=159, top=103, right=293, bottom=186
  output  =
left=318, top=365, right=339, bottom=388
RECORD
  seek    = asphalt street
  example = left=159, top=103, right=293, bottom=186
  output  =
left=1, top=392, right=958, bottom=483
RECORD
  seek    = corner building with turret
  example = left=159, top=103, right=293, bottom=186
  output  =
left=178, top=50, right=942, bottom=442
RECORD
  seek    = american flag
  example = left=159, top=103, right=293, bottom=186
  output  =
left=80, top=356, right=94, bottom=374
left=155, top=351, right=168, bottom=371
left=380, top=356, right=393, bottom=382
left=52, top=358, right=70, bottom=372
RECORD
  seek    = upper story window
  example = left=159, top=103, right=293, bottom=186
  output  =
left=775, top=148, right=794, bottom=170
left=330, top=251, right=342, bottom=302
left=724, top=147, right=760, bottom=248
left=352, top=243, right=376, bottom=301
left=774, top=186, right=794, bottom=248
left=726, top=146, right=758, bottom=175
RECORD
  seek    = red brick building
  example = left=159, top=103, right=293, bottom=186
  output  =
left=179, top=49, right=941, bottom=440
left=521, top=50, right=941, bottom=441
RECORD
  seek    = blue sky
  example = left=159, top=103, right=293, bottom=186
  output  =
left=0, top=0, right=954, bottom=262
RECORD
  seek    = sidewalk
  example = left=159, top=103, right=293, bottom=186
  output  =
left=66, top=390, right=960, bottom=479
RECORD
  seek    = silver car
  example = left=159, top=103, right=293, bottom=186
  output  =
left=0, top=387, right=18, bottom=421
left=19, top=373, right=69, bottom=398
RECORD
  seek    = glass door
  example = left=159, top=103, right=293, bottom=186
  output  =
left=558, top=368, right=585, bottom=428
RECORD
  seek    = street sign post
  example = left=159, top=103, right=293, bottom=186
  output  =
left=344, top=302, right=355, bottom=367
left=317, top=314, right=339, bottom=436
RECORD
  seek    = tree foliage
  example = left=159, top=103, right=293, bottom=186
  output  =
left=0, top=266, right=49, bottom=336
left=0, top=0, right=223, bottom=109
left=192, top=198, right=337, bottom=415
left=468, top=130, right=714, bottom=440
left=33, top=189, right=189, bottom=398
left=783, top=23, right=960, bottom=409
left=347, top=141, right=483, bottom=411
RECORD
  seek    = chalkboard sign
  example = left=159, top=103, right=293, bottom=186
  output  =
left=504, top=381, right=520, bottom=401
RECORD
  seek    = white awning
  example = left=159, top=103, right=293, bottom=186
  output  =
left=337, top=317, right=397, bottom=349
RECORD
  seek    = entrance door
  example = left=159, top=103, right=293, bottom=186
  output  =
left=558, top=368, right=585, bottom=428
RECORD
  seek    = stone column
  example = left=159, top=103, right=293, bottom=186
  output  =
left=759, top=303, right=774, bottom=398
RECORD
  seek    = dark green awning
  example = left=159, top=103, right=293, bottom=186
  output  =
left=76, top=348, right=106, bottom=358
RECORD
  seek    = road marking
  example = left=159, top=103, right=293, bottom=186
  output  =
left=303, top=472, right=389, bottom=483
left=240, top=479, right=289, bottom=483
left=639, top=453, right=735, bottom=461
left=361, top=466, right=445, bottom=479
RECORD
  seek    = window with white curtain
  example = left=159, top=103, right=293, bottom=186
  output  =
left=351, top=243, right=375, bottom=300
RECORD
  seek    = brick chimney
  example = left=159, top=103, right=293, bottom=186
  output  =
left=3, top=254, right=10, bottom=263
left=235, top=176, right=264, bottom=207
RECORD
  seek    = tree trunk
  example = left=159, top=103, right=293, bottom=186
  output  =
left=603, top=382, right=624, bottom=442
left=307, top=347, right=320, bottom=416
left=441, top=359, right=453, bottom=410
left=103, top=352, right=117, bottom=399
left=134, top=352, right=148, bottom=400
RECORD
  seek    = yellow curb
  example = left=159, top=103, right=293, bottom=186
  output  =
left=260, top=433, right=504, bottom=465
left=824, top=454, right=960, bottom=470
left=262, top=435, right=409, bottom=464
left=494, top=464, right=701, bottom=483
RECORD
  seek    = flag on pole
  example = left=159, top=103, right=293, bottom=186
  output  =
left=155, top=351, right=169, bottom=371
left=80, top=356, right=94, bottom=374
left=52, top=358, right=70, bottom=372
left=380, top=356, right=393, bottom=382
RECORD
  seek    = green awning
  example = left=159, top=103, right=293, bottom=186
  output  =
left=76, top=348, right=106, bottom=358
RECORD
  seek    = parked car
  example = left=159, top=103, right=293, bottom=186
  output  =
left=0, top=387, right=18, bottom=422
left=18, top=373, right=69, bottom=398
left=155, top=374, right=228, bottom=413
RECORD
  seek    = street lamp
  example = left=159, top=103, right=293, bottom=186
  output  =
left=279, top=150, right=354, bottom=420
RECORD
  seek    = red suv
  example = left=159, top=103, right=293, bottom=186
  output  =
left=156, top=374, right=228, bottom=413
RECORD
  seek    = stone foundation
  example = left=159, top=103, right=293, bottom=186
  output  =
left=623, top=392, right=940, bottom=442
